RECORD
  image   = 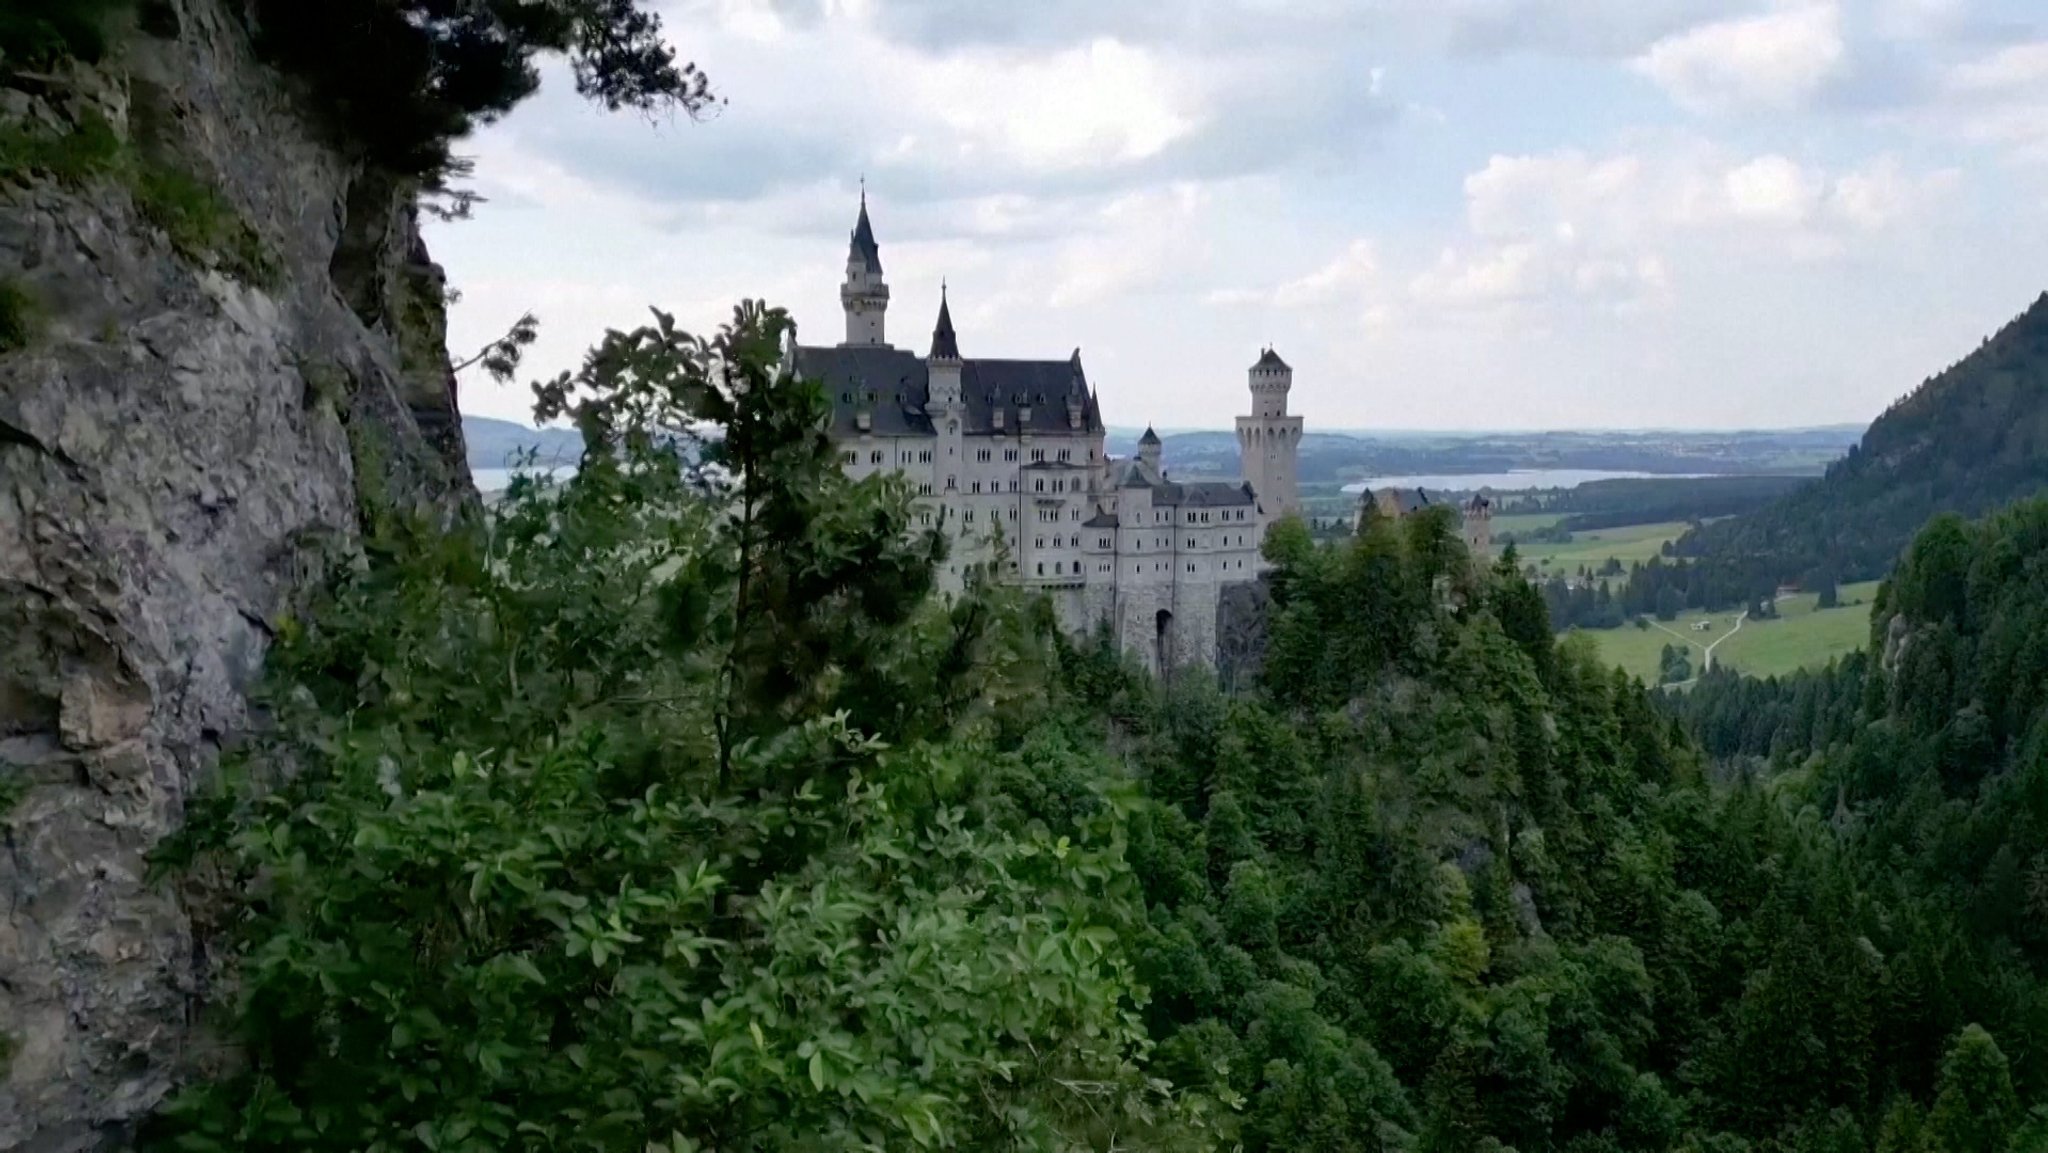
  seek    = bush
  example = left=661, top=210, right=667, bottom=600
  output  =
left=0, top=0, right=132, bottom=68
left=131, top=162, right=278, bottom=286
left=0, top=112, right=123, bottom=185
left=0, top=279, right=35, bottom=353
left=249, top=0, right=719, bottom=176
left=150, top=302, right=1216, bottom=1153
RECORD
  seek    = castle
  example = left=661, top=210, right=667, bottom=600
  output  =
left=791, top=195, right=1303, bottom=671
left=1358, top=488, right=1494, bottom=561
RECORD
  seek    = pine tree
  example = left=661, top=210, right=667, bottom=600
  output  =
left=1928, top=1025, right=2019, bottom=1153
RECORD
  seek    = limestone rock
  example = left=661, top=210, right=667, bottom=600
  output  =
left=0, top=2, right=472, bottom=1146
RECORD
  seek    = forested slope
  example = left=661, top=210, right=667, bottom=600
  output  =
left=1678, top=292, right=2048, bottom=589
left=152, top=306, right=2048, bottom=1152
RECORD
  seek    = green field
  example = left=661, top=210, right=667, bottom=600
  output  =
left=1576, top=580, right=1881, bottom=684
left=1514, top=521, right=1689, bottom=572
left=1491, top=512, right=1566, bottom=537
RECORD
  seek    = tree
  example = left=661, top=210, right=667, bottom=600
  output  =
left=153, top=302, right=1214, bottom=1152
left=1927, top=1025, right=2019, bottom=1153
left=251, top=0, right=721, bottom=175
left=1656, top=585, right=1683, bottom=621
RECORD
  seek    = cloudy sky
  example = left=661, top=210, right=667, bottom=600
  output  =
left=429, top=0, right=2047, bottom=433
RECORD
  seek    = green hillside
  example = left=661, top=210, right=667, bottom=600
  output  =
left=1678, top=291, right=2048, bottom=588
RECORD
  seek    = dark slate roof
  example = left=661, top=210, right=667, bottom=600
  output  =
left=930, top=291, right=960, bottom=361
left=1138, top=426, right=1161, bottom=445
left=1253, top=347, right=1290, bottom=372
left=1167, top=480, right=1257, bottom=508
left=1374, top=487, right=1433, bottom=516
left=1084, top=511, right=1120, bottom=528
left=794, top=343, right=1104, bottom=438
left=1106, top=458, right=1255, bottom=507
left=850, top=199, right=882, bottom=273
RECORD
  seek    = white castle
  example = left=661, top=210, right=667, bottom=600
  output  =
left=792, top=195, right=1303, bottom=671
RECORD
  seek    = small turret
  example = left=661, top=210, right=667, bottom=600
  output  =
left=1138, top=426, right=1163, bottom=473
left=927, top=285, right=962, bottom=410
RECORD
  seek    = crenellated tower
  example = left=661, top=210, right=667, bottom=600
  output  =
left=1235, top=347, right=1303, bottom=528
left=840, top=190, right=890, bottom=346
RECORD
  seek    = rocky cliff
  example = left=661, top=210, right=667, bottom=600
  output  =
left=0, top=2, right=472, bottom=1147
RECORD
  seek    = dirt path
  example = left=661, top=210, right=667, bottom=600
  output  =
left=1702, top=611, right=1747, bottom=671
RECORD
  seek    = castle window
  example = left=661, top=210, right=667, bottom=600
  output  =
left=965, top=510, right=976, bottom=523
left=977, top=449, right=991, bottom=462
left=1005, top=449, right=1019, bottom=462
left=971, top=481, right=981, bottom=494
left=870, top=450, right=883, bottom=464
left=1031, top=449, right=1046, bottom=462
left=1035, top=479, right=1045, bottom=492
left=841, top=451, right=856, bottom=465
left=1037, top=563, right=1044, bottom=575
left=1058, top=449, right=1071, bottom=462
left=1035, top=538, right=1044, bottom=549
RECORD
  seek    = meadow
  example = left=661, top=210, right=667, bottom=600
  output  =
left=1513, top=520, right=1690, bottom=571
left=1579, top=580, right=1881, bottom=684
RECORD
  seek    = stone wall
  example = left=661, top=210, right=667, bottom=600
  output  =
left=0, top=3, right=470, bottom=1147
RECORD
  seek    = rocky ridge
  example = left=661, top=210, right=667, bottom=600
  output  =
left=0, top=2, right=471, bottom=1147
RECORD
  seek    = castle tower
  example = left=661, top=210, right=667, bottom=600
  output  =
left=1137, top=426, right=1163, bottom=473
left=1235, top=347, right=1303, bottom=526
left=840, top=190, right=890, bottom=346
left=927, top=285, right=962, bottom=408
left=1462, top=495, right=1493, bottom=562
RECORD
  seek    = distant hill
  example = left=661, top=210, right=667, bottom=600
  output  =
left=1678, top=291, right=2048, bottom=587
left=463, top=416, right=583, bottom=472
left=1125, top=426, right=1860, bottom=483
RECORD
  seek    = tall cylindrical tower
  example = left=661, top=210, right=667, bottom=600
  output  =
left=1235, top=347, right=1303, bottom=527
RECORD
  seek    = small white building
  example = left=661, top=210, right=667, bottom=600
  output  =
left=793, top=194, right=1304, bottom=671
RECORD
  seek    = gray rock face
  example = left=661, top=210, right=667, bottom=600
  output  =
left=0, top=3, right=470, bottom=1147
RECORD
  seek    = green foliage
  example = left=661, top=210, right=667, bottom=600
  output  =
left=131, top=161, right=279, bottom=286
left=251, top=0, right=720, bottom=176
left=1929, top=1026, right=2019, bottom=1153
left=0, top=113, right=275, bottom=285
left=0, top=277, right=36, bottom=353
left=154, top=302, right=1216, bottom=1152
left=0, top=0, right=131, bottom=68
left=0, top=112, right=123, bottom=185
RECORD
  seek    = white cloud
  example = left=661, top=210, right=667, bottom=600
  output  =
left=1722, top=155, right=1823, bottom=223
left=1631, top=4, right=1846, bottom=113
left=1936, top=40, right=2048, bottom=162
left=910, top=38, right=1201, bottom=170
left=1274, top=241, right=1380, bottom=307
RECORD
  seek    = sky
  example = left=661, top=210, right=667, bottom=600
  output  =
left=428, top=0, right=2048, bottom=433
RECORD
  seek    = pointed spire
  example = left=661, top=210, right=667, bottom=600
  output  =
left=930, top=281, right=961, bottom=361
left=850, top=186, right=882, bottom=274
left=1139, top=426, right=1161, bottom=446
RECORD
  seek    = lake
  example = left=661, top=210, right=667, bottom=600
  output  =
left=1340, top=469, right=1709, bottom=494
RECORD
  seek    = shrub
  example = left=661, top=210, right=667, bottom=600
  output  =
left=249, top=0, right=719, bottom=176
left=0, top=0, right=132, bottom=68
left=0, top=278, right=35, bottom=353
